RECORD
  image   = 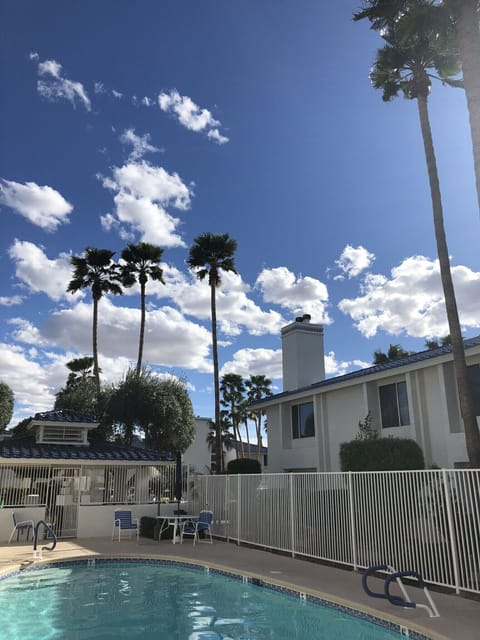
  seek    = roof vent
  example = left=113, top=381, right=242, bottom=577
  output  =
left=302, top=314, right=311, bottom=323
left=295, top=316, right=303, bottom=323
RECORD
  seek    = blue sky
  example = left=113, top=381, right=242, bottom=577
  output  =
left=1, top=0, right=479, bottom=430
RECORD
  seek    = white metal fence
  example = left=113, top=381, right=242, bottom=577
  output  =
left=190, top=469, right=480, bottom=595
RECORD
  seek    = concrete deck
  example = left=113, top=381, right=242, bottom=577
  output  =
left=0, top=537, right=478, bottom=639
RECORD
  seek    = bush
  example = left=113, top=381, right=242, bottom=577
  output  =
left=140, top=516, right=157, bottom=539
left=339, top=437, right=425, bottom=471
left=227, top=458, right=262, bottom=474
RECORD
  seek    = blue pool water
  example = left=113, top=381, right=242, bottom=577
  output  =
left=0, top=560, right=420, bottom=639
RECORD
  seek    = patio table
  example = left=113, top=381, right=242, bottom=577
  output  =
left=156, top=515, right=198, bottom=544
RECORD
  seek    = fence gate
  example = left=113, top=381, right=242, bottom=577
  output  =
left=47, top=467, right=81, bottom=538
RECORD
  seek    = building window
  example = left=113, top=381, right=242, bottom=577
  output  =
left=379, top=381, right=410, bottom=428
left=292, top=401, right=315, bottom=438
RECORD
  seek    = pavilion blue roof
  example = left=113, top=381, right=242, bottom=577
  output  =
left=0, top=436, right=175, bottom=462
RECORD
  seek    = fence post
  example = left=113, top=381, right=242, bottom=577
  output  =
left=290, top=473, right=296, bottom=558
left=442, top=469, right=461, bottom=594
left=237, top=474, right=241, bottom=546
left=348, top=472, right=358, bottom=571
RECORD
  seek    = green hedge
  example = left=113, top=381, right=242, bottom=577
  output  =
left=227, top=458, right=262, bottom=474
left=339, top=437, right=425, bottom=471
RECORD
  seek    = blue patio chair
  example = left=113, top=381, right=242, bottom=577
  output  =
left=180, top=510, right=213, bottom=546
left=112, top=510, right=139, bottom=542
left=8, top=512, right=35, bottom=544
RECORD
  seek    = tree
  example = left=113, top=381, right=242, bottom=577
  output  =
left=187, top=232, right=237, bottom=473
left=108, top=368, right=195, bottom=452
left=245, top=374, right=272, bottom=461
left=0, top=382, right=14, bottom=428
left=64, top=356, right=95, bottom=388
left=67, top=248, right=124, bottom=393
left=354, top=0, right=480, bottom=212
left=121, top=242, right=165, bottom=373
left=206, top=415, right=235, bottom=473
left=373, top=344, right=413, bottom=364
left=220, top=373, right=246, bottom=458
left=367, top=5, right=480, bottom=465
left=425, top=335, right=452, bottom=349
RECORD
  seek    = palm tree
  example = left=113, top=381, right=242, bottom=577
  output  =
left=67, top=248, right=123, bottom=393
left=245, top=375, right=272, bottom=461
left=187, top=232, right=238, bottom=474
left=220, top=373, right=246, bottom=458
left=369, top=8, right=480, bottom=465
left=354, top=0, right=480, bottom=212
left=121, top=242, right=165, bottom=373
left=206, top=417, right=235, bottom=473
left=65, top=356, right=95, bottom=387
left=373, top=344, right=413, bottom=364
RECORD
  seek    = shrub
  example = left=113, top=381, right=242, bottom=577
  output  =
left=140, top=516, right=156, bottom=539
left=340, top=437, right=425, bottom=471
left=227, top=458, right=261, bottom=474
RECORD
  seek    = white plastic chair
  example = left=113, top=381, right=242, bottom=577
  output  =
left=180, top=510, right=213, bottom=546
left=8, top=512, right=35, bottom=544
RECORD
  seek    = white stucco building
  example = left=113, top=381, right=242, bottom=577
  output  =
left=253, top=316, right=480, bottom=471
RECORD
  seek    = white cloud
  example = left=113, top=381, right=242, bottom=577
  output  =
left=165, top=268, right=285, bottom=337
left=338, top=255, right=480, bottom=338
left=99, top=161, right=192, bottom=246
left=34, top=56, right=91, bottom=110
left=256, top=267, right=331, bottom=324
left=0, top=179, right=73, bottom=231
left=8, top=240, right=76, bottom=301
left=40, top=299, right=213, bottom=372
left=120, top=128, right=161, bottom=161
left=221, top=348, right=282, bottom=380
left=158, top=89, right=228, bottom=143
left=0, top=295, right=23, bottom=306
left=207, top=128, right=229, bottom=145
left=334, top=244, right=375, bottom=279
left=0, top=343, right=58, bottom=426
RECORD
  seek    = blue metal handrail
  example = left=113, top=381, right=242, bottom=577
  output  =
left=33, top=520, right=57, bottom=552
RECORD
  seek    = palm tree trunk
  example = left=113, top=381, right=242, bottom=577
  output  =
left=137, top=280, right=146, bottom=374
left=210, top=282, right=222, bottom=473
left=417, top=92, right=480, bottom=467
left=92, top=297, right=100, bottom=394
left=445, top=0, right=480, bottom=213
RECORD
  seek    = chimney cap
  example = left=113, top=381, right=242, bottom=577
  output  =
left=295, top=316, right=303, bottom=322
left=302, top=313, right=311, bottom=322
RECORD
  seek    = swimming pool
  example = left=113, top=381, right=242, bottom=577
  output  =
left=0, top=559, right=430, bottom=639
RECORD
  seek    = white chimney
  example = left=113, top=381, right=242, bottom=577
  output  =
left=281, top=315, right=325, bottom=391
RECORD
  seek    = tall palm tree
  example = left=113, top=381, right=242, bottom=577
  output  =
left=245, top=375, right=272, bottom=461
left=369, top=8, right=480, bottom=465
left=354, top=0, right=480, bottom=212
left=187, top=232, right=238, bottom=473
left=121, top=242, right=165, bottom=373
left=67, top=248, right=123, bottom=393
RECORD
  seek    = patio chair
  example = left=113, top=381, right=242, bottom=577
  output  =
left=8, top=512, right=35, bottom=544
left=112, top=510, right=139, bottom=542
left=180, top=510, right=213, bottom=546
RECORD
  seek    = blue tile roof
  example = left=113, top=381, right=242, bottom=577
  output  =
left=253, top=335, right=480, bottom=405
left=0, top=436, right=175, bottom=462
left=30, top=409, right=98, bottom=424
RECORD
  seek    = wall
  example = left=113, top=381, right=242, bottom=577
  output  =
left=183, top=417, right=212, bottom=474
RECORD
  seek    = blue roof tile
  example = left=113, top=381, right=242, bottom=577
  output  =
left=0, top=436, right=175, bottom=462
left=30, top=409, right=98, bottom=423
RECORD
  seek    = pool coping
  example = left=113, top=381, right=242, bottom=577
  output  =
left=0, top=553, right=447, bottom=640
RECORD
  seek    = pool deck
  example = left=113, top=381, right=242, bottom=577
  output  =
left=0, top=537, right=478, bottom=639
